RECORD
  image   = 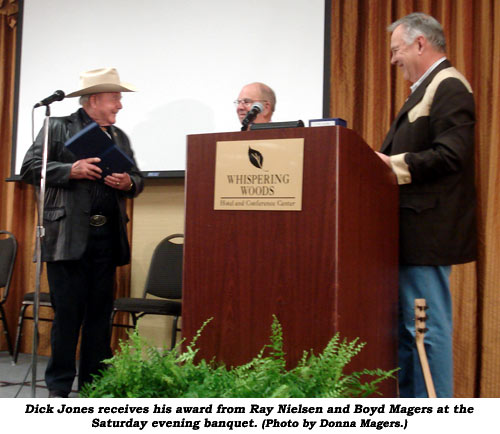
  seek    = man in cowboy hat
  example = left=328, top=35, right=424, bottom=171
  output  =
left=21, top=67, right=144, bottom=398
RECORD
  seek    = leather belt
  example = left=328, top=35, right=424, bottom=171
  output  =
left=90, top=214, right=107, bottom=227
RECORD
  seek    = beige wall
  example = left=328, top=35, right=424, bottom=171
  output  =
left=130, top=178, right=185, bottom=348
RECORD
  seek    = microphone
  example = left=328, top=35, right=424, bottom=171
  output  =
left=241, top=102, right=264, bottom=131
left=34, top=90, right=65, bottom=108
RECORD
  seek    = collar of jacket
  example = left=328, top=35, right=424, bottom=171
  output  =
left=380, top=59, right=452, bottom=154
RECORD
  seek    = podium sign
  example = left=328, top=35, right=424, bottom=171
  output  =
left=214, top=138, right=304, bottom=211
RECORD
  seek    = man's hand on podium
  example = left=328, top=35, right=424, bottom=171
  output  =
left=375, top=151, right=392, bottom=169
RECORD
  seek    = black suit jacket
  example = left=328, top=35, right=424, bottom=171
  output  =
left=21, top=108, right=144, bottom=265
left=380, top=60, right=477, bottom=265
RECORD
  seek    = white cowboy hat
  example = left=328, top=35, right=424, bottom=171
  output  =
left=66, top=67, right=136, bottom=97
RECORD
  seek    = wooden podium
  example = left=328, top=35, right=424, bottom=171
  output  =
left=182, top=126, right=399, bottom=396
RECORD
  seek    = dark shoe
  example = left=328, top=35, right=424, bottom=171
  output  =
left=48, top=389, right=69, bottom=398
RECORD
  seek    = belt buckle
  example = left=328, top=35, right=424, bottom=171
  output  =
left=90, top=215, right=107, bottom=227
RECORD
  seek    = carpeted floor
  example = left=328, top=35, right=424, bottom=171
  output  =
left=0, top=351, right=78, bottom=398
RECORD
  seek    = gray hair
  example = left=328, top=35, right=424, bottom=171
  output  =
left=388, top=12, right=446, bottom=53
left=79, top=95, right=91, bottom=106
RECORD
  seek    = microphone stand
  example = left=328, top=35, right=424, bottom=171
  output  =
left=31, top=104, right=51, bottom=397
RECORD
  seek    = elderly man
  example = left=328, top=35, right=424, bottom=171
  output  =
left=376, top=13, right=476, bottom=397
left=235, top=82, right=276, bottom=127
left=21, top=67, right=144, bottom=397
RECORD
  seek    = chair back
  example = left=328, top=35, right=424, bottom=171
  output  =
left=144, top=234, right=183, bottom=300
left=0, top=231, right=17, bottom=303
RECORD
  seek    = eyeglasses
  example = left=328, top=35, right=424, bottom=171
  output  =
left=233, top=98, right=268, bottom=107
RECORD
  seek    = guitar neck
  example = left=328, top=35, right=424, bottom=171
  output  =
left=414, top=298, right=437, bottom=398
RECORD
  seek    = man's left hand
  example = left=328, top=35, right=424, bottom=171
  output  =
left=104, top=172, right=133, bottom=191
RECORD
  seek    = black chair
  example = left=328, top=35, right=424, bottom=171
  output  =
left=110, top=233, right=183, bottom=349
left=13, top=291, right=53, bottom=364
left=0, top=230, right=17, bottom=358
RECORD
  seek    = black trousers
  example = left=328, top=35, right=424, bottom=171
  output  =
left=45, top=225, right=116, bottom=393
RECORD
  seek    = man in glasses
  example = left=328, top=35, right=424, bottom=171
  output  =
left=234, top=82, right=276, bottom=126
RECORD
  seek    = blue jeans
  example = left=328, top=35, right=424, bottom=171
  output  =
left=398, top=265, right=453, bottom=397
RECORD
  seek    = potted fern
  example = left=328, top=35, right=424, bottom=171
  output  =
left=81, top=316, right=396, bottom=398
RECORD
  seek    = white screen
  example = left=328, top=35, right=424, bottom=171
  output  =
left=14, top=0, right=325, bottom=176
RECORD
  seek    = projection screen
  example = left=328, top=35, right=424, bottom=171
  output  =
left=12, top=0, right=327, bottom=177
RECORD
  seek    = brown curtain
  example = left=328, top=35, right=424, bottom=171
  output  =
left=329, top=0, right=500, bottom=397
left=1, top=0, right=499, bottom=397
left=0, top=0, right=130, bottom=357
